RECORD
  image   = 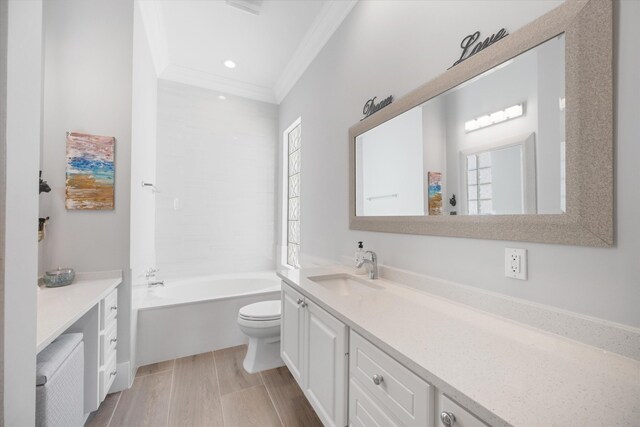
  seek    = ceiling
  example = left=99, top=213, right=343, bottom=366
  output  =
left=138, top=0, right=357, bottom=104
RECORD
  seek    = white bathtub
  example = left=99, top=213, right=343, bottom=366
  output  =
left=134, top=271, right=281, bottom=367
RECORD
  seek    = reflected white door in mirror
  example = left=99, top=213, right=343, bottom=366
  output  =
left=460, top=133, right=537, bottom=216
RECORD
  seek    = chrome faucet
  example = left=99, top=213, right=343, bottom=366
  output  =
left=145, top=268, right=163, bottom=287
left=148, top=280, right=165, bottom=288
left=356, top=250, right=378, bottom=279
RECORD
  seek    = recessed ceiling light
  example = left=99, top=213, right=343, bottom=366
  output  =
left=218, top=95, right=226, bottom=100
left=223, top=60, right=236, bottom=69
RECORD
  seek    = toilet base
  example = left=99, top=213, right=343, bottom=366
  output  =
left=243, top=335, right=284, bottom=374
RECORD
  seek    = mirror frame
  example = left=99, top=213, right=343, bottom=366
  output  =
left=348, top=0, right=613, bottom=247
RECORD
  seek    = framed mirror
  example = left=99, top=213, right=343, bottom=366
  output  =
left=349, top=0, right=613, bottom=247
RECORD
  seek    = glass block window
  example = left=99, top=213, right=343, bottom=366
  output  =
left=560, top=141, right=566, bottom=212
left=467, top=153, right=493, bottom=215
left=286, top=123, right=301, bottom=267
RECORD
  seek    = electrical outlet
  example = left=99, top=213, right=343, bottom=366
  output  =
left=505, top=248, right=527, bottom=280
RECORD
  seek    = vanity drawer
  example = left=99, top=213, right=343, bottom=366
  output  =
left=100, top=288, right=118, bottom=330
left=349, top=378, right=402, bottom=427
left=100, top=319, right=118, bottom=365
left=350, top=331, right=433, bottom=427
left=100, top=353, right=117, bottom=402
left=438, top=394, right=488, bottom=427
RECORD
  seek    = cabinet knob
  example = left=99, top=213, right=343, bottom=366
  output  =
left=110, top=370, right=117, bottom=377
left=372, top=374, right=384, bottom=385
left=110, top=338, right=117, bottom=344
left=296, top=298, right=304, bottom=305
left=110, top=305, right=117, bottom=311
left=440, top=411, right=456, bottom=427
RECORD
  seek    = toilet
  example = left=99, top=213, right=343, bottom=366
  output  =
left=237, top=300, right=284, bottom=374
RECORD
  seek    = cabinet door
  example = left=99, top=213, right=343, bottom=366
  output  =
left=304, top=299, right=348, bottom=427
left=281, top=283, right=305, bottom=384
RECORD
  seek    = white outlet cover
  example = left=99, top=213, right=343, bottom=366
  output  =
left=505, top=248, right=527, bottom=280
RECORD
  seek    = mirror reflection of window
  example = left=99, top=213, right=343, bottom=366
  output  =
left=466, top=152, right=494, bottom=215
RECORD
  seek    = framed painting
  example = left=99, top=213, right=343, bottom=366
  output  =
left=65, top=132, right=115, bottom=210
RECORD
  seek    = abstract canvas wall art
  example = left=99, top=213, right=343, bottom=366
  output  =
left=428, top=171, right=443, bottom=216
left=65, top=132, right=115, bottom=210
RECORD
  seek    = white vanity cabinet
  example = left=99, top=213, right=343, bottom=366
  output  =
left=281, top=283, right=348, bottom=427
left=437, top=393, right=488, bottom=427
left=281, top=283, right=305, bottom=383
left=98, top=288, right=118, bottom=401
left=349, top=331, right=433, bottom=427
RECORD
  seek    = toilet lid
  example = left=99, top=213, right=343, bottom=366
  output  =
left=239, top=300, right=281, bottom=321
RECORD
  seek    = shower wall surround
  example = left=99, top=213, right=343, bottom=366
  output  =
left=155, top=81, right=278, bottom=279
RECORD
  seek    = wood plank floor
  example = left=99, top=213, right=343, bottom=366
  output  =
left=85, top=345, right=323, bottom=427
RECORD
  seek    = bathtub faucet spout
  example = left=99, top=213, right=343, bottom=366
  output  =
left=148, top=280, right=165, bottom=288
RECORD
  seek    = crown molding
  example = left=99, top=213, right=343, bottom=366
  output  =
left=160, top=63, right=277, bottom=104
left=137, top=0, right=170, bottom=76
left=274, top=0, right=358, bottom=103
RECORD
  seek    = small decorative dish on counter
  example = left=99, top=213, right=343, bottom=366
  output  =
left=43, top=268, right=75, bottom=288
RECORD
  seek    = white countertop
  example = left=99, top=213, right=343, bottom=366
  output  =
left=37, top=271, right=122, bottom=353
left=278, top=266, right=640, bottom=427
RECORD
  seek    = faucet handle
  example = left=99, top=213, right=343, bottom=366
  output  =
left=145, top=267, right=159, bottom=279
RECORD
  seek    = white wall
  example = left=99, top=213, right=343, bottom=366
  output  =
left=155, top=81, right=278, bottom=279
left=4, top=1, right=42, bottom=424
left=131, top=2, right=158, bottom=284
left=421, top=96, right=447, bottom=212
left=40, top=0, right=134, bottom=382
left=279, top=0, right=640, bottom=328
left=129, top=0, right=157, bottom=380
left=356, top=107, right=424, bottom=216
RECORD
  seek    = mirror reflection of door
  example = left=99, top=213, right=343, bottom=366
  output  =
left=462, top=134, right=536, bottom=215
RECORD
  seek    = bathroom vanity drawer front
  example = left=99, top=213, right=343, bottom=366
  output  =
left=101, top=288, right=118, bottom=329
left=350, top=378, right=402, bottom=427
left=100, top=319, right=118, bottom=365
left=438, top=394, right=488, bottom=427
left=100, top=353, right=117, bottom=402
left=350, top=331, right=433, bottom=427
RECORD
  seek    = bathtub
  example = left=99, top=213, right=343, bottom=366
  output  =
left=134, top=271, right=281, bottom=367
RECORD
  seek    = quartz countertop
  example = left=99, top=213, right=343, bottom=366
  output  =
left=278, top=266, right=640, bottom=427
left=37, top=270, right=122, bottom=353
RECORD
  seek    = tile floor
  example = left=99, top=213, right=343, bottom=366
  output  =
left=85, top=345, right=322, bottom=427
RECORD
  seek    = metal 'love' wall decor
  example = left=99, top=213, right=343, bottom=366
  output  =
left=449, top=28, right=509, bottom=69
left=361, top=95, right=393, bottom=121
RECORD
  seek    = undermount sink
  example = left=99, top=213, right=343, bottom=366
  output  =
left=308, top=274, right=383, bottom=296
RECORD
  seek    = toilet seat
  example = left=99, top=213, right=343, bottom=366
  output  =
left=238, top=300, right=281, bottom=321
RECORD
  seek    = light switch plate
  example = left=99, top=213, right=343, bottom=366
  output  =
left=505, top=248, right=527, bottom=280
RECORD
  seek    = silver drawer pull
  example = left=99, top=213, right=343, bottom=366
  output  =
left=440, top=411, right=456, bottom=427
left=110, top=370, right=117, bottom=377
left=296, top=298, right=304, bottom=305
left=110, top=305, right=117, bottom=311
left=110, top=338, right=117, bottom=344
left=372, top=374, right=384, bottom=385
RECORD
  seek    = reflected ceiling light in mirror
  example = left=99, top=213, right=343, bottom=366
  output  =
left=218, top=95, right=226, bottom=100
left=464, top=103, right=524, bottom=133
left=223, top=60, right=237, bottom=69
